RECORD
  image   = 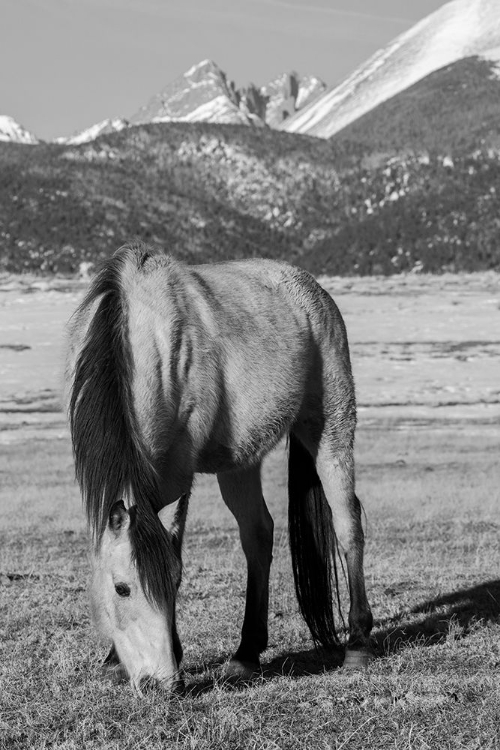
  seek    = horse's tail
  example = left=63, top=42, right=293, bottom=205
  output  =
left=68, top=244, right=161, bottom=542
left=288, top=433, right=340, bottom=649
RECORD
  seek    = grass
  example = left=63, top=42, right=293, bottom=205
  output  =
left=1, top=417, right=499, bottom=749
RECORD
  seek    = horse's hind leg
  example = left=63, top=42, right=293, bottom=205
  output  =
left=217, top=465, right=274, bottom=680
left=314, top=439, right=373, bottom=668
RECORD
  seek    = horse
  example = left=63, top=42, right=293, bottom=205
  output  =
left=65, top=243, right=373, bottom=692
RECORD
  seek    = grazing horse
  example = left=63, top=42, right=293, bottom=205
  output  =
left=66, top=243, right=373, bottom=692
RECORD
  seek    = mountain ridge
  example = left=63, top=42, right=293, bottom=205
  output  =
left=333, top=56, right=500, bottom=156
left=53, top=118, right=129, bottom=146
left=1, top=86, right=500, bottom=278
left=281, top=0, right=500, bottom=138
left=1, top=60, right=325, bottom=145
left=4, top=1, right=500, bottom=144
left=54, top=61, right=326, bottom=145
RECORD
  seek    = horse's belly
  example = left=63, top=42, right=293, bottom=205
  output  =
left=194, top=367, right=305, bottom=474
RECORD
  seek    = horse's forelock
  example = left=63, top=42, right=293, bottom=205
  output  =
left=129, top=507, right=180, bottom=611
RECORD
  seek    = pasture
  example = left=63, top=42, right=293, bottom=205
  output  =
left=1, top=271, right=499, bottom=749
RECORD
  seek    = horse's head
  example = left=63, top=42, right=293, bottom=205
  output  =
left=89, top=500, right=184, bottom=693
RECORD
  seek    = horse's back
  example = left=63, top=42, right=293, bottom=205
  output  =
left=126, top=253, right=349, bottom=358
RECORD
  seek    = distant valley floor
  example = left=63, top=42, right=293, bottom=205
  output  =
left=0, top=271, right=499, bottom=445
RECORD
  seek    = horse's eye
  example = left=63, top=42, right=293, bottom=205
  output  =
left=115, top=583, right=131, bottom=597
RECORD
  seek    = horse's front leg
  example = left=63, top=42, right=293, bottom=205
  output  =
left=217, top=465, right=274, bottom=680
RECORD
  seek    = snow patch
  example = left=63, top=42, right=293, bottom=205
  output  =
left=153, top=95, right=247, bottom=125
left=54, top=118, right=128, bottom=145
left=0, top=115, right=38, bottom=144
left=184, top=59, right=214, bottom=78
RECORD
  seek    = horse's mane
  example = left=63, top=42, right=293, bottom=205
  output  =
left=69, top=243, right=178, bottom=607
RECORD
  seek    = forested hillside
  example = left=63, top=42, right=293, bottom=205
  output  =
left=333, top=57, right=500, bottom=157
left=1, top=58, right=500, bottom=276
left=0, top=125, right=341, bottom=274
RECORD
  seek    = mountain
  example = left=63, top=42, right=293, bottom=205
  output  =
left=1, top=118, right=500, bottom=277
left=0, top=124, right=338, bottom=274
left=259, top=72, right=325, bottom=128
left=1, top=61, right=325, bottom=145
left=129, top=60, right=326, bottom=129
left=129, top=60, right=252, bottom=126
left=54, top=118, right=129, bottom=145
left=0, top=115, right=38, bottom=144
left=281, top=0, right=500, bottom=138
left=333, top=56, right=500, bottom=156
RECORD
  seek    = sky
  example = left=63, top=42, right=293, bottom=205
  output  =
left=0, top=0, right=448, bottom=140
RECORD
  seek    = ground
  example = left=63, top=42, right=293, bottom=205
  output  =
left=0, top=271, right=499, bottom=749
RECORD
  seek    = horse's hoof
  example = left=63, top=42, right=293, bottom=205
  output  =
left=343, top=648, right=373, bottom=671
left=101, top=661, right=128, bottom=684
left=172, top=673, right=185, bottom=694
left=224, top=658, right=260, bottom=683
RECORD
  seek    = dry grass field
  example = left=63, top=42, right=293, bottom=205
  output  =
left=1, top=271, right=499, bottom=749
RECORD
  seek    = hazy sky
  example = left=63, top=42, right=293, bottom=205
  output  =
left=1, top=0, right=447, bottom=140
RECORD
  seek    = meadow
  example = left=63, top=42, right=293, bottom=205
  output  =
left=1, top=271, right=499, bottom=749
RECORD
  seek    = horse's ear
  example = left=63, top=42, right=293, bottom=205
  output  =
left=158, top=494, right=189, bottom=552
left=109, top=500, right=130, bottom=536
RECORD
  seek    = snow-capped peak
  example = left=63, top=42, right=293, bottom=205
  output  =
left=49, top=61, right=327, bottom=141
left=184, top=59, right=220, bottom=79
left=54, top=118, right=128, bottom=145
left=281, top=0, right=500, bottom=138
left=0, top=115, right=38, bottom=144
left=129, top=59, right=249, bottom=126
left=259, top=71, right=326, bottom=127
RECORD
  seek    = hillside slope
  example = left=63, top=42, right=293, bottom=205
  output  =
left=334, top=56, right=500, bottom=156
left=282, top=0, right=500, bottom=138
left=0, top=124, right=339, bottom=274
left=1, top=108, right=500, bottom=276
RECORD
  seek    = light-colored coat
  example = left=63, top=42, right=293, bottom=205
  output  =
left=66, top=244, right=372, bottom=691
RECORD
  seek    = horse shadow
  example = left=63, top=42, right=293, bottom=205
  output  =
left=373, top=578, right=500, bottom=654
left=184, top=579, right=500, bottom=695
